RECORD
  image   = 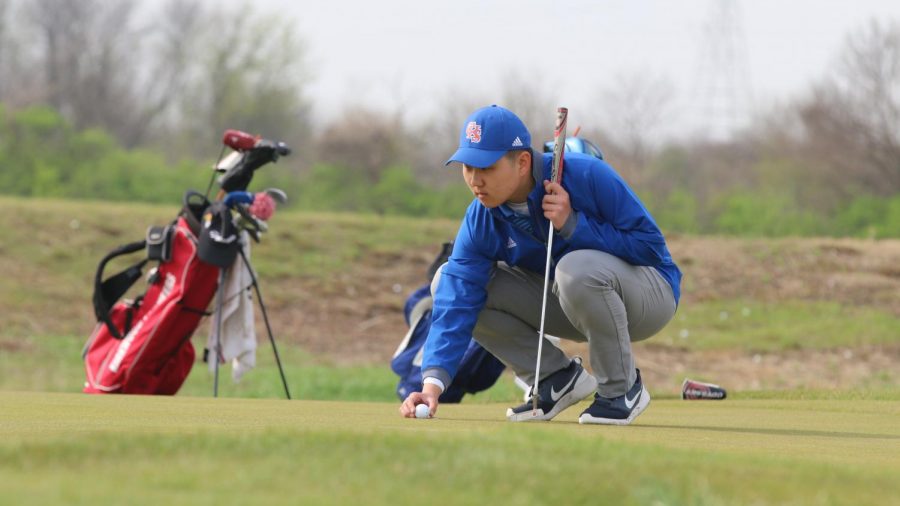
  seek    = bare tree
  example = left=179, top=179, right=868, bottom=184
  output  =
left=316, top=106, right=405, bottom=182
left=412, top=79, right=554, bottom=187
left=15, top=0, right=153, bottom=146
left=593, top=71, right=676, bottom=184
left=0, top=0, right=8, bottom=101
left=3, top=0, right=311, bottom=158
left=798, top=19, right=900, bottom=196
left=499, top=70, right=555, bottom=141
left=0, top=3, right=39, bottom=107
left=3, top=0, right=185, bottom=146
left=123, top=0, right=205, bottom=147
left=176, top=7, right=312, bottom=160
left=413, top=89, right=485, bottom=186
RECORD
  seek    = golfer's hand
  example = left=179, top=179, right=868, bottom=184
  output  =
left=399, top=384, right=441, bottom=418
left=543, top=180, right=572, bottom=231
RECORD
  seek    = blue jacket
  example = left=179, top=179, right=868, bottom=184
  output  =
left=422, top=151, right=682, bottom=387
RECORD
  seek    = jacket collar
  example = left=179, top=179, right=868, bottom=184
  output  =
left=531, top=148, right=544, bottom=186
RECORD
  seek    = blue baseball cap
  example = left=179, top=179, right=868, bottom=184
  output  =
left=445, top=105, right=531, bottom=168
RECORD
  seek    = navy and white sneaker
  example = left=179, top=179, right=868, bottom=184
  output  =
left=507, top=358, right=598, bottom=422
left=578, top=369, right=650, bottom=425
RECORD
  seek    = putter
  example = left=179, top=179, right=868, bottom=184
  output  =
left=532, top=107, right=568, bottom=413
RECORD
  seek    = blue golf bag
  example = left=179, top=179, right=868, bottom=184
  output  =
left=391, top=243, right=506, bottom=403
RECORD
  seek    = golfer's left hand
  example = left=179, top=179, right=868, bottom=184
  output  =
left=543, top=180, right=571, bottom=231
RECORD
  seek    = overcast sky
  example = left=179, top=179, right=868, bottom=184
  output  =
left=255, top=0, right=900, bottom=136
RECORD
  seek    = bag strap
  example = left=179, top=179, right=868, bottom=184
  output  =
left=92, top=240, right=148, bottom=339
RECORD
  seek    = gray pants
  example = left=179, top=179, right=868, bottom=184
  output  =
left=434, top=250, right=676, bottom=397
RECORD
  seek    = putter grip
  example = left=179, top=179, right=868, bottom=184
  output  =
left=551, top=107, right=568, bottom=184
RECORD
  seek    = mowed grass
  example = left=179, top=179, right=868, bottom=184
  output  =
left=1, top=391, right=898, bottom=506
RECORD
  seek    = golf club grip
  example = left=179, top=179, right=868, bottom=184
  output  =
left=223, top=129, right=258, bottom=151
left=551, top=107, right=568, bottom=184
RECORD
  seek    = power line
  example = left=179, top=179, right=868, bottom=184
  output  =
left=694, top=0, right=754, bottom=141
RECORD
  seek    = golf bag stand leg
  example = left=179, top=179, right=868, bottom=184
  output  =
left=239, top=248, right=291, bottom=400
left=213, top=265, right=229, bottom=398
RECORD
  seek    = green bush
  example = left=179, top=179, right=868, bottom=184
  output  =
left=654, top=188, right=700, bottom=234
left=3, top=104, right=896, bottom=236
left=713, top=191, right=826, bottom=237
left=834, top=196, right=888, bottom=237
left=0, top=106, right=207, bottom=203
left=287, top=164, right=472, bottom=219
left=292, top=164, right=373, bottom=213
left=879, top=195, right=900, bottom=238
left=372, top=166, right=429, bottom=215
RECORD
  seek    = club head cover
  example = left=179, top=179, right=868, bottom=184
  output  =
left=250, top=192, right=276, bottom=221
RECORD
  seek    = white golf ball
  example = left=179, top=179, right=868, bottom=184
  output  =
left=414, top=404, right=430, bottom=419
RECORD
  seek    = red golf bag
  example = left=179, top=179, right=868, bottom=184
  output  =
left=83, top=195, right=221, bottom=394
left=84, top=129, right=293, bottom=397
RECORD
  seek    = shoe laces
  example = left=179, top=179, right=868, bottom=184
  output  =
left=593, top=392, right=618, bottom=405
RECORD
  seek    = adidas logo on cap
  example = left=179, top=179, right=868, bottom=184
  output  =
left=512, top=137, right=523, bottom=147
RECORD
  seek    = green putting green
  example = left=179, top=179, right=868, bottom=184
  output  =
left=2, top=392, right=897, bottom=505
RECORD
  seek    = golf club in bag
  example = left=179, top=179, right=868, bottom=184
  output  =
left=83, top=129, right=291, bottom=398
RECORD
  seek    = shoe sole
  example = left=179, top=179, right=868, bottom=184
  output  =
left=577, top=386, right=651, bottom=426
left=507, top=370, right=598, bottom=422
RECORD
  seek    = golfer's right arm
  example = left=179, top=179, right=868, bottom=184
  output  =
left=398, top=270, right=487, bottom=418
left=399, top=222, right=494, bottom=418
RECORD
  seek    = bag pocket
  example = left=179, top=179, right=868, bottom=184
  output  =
left=146, top=224, right=175, bottom=262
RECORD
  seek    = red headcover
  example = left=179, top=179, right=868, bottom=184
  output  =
left=223, top=129, right=258, bottom=151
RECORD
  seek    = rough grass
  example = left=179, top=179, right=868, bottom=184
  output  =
left=1, top=391, right=898, bottom=506
left=0, top=195, right=457, bottom=339
left=0, top=333, right=524, bottom=403
left=0, top=334, right=404, bottom=401
left=2, top=195, right=898, bottom=357
left=657, top=299, right=900, bottom=351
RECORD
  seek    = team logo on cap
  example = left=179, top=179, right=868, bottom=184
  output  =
left=465, top=122, right=482, bottom=143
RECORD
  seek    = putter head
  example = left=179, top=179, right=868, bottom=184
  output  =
left=263, top=188, right=288, bottom=204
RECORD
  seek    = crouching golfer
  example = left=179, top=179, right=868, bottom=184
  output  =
left=399, top=105, right=681, bottom=425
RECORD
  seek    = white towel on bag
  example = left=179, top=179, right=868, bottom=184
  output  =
left=207, top=233, right=257, bottom=381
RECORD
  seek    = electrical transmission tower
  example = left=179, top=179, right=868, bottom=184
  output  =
left=694, top=0, right=754, bottom=141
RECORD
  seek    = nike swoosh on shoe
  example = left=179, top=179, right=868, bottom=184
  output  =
left=624, top=388, right=641, bottom=409
left=550, top=374, right=578, bottom=402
